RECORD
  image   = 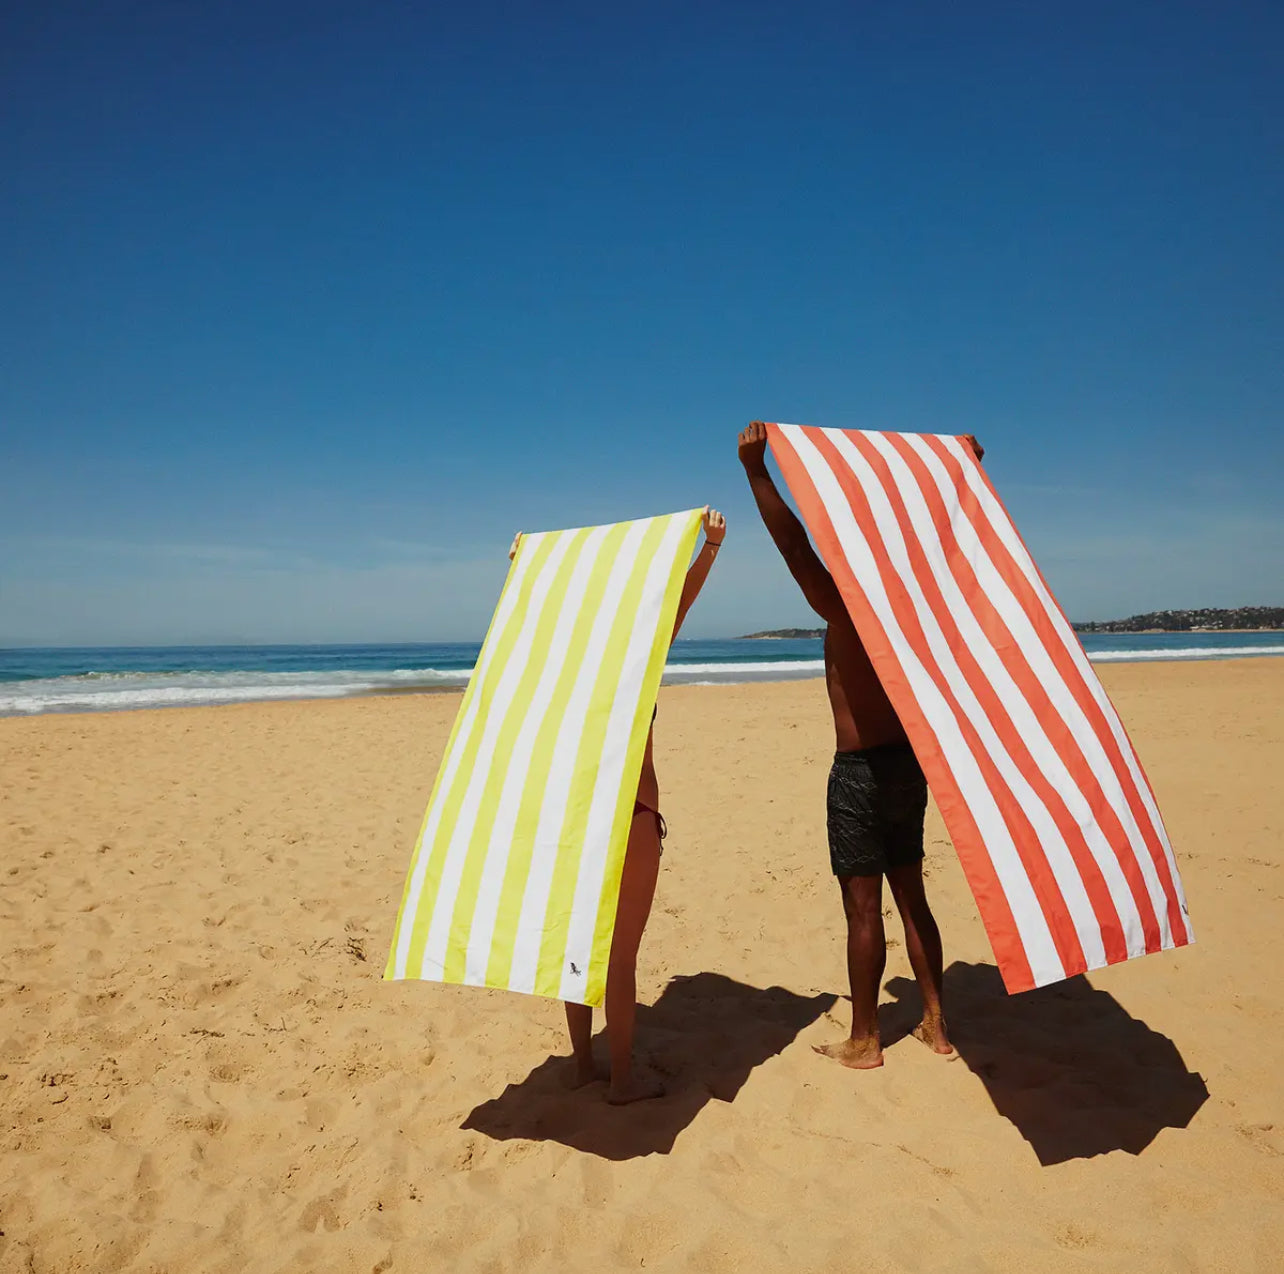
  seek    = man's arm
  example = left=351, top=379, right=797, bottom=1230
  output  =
left=737, top=421, right=846, bottom=623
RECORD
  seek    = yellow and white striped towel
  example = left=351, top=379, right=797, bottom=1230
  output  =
left=385, top=508, right=704, bottom=1006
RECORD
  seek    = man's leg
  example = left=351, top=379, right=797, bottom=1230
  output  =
left=886, top=861, right=953, bottom=1055
left=813, top=873, right=886, bottom=1069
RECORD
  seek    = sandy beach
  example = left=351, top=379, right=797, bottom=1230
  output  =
left=2, top=658, right=1282, bottom=1273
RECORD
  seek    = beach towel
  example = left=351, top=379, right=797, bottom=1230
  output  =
left=766, top=423, right=1193, bottom=992
left=385, top=508, right=705, bottom=1006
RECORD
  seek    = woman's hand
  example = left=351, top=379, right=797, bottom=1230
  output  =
left=508, top=532, right=522, bottom=561
left=703, top=507, right=726, bottom=547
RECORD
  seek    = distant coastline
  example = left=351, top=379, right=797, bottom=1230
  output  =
left=740, top=628, right=825, bottom=640
left=1072, top=607, right=1284, bottom=634
left=742, top=606, right=1283, bottom=639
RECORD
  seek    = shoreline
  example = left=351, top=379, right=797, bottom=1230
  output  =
left=4, top=645, right=1284, bottom=719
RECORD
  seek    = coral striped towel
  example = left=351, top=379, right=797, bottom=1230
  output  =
left=385, top=509, right=704, bottom=1006
left=767, top=423, right=1193, bottom=992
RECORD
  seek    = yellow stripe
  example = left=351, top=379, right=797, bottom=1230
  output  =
left=531, top=515, right=671, bottom=998
left=400, top=531, right=559, bottom=980
left=483, top=521, right=632, bottom=989
left=581, top=511, right=703, bottom=1002
left=382, top=539, right=532, bottom=978
left=438, top=528, right=589, bottom=983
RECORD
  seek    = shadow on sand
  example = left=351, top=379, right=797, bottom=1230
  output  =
left=462, top=971, right=836, bottom=1160
left=881, top=961, right=1209, bottom=1165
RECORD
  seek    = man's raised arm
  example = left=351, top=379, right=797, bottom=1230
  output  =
left=738, top=421, right=845, bottom=623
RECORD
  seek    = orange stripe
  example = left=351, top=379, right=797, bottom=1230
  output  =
left=803, top=426, right=1088, bottom=980
left=921, top=435, right=1189, bottom=949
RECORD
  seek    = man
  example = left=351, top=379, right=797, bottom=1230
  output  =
left=738, top=421, right=982, bottom=1069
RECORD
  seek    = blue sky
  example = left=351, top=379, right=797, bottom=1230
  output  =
left=3, top=1, right=1281, bottom=645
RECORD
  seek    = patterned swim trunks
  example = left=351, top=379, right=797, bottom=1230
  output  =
left=826, top=742, right=928, bottom=877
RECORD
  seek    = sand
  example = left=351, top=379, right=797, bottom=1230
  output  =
left=2, top=659, right=1282, bottom=1273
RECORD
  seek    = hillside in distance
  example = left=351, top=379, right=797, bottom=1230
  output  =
left=1073, top=607, right=1284, bottom=632
left=739, top=628, right=825, bottom=639
left=741, top=607, right=1284, bottom=639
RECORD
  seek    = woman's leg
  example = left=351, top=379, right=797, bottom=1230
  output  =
left=564, top=1001, right=599, bottom=1087
left=603, top=809, right=664, bottom=1103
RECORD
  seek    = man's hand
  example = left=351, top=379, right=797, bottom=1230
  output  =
left=508, top=532, right=522, bottom=561
left=962, top=434, right=985, bottom=462
left=738, top=421, right=769, bottom=471
left=703, top=507, right=726, bottom=546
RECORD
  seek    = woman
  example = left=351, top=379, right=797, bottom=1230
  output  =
left=509, top=507, right=726, bottom=1103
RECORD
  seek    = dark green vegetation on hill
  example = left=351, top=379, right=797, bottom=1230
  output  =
left=740, top=628, right=826, bottom=639
left=742, top=607, right=1283, bottom=640
left=1073, top=607, right=1284, bottom=632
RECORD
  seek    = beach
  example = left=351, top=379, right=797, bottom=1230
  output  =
left=2, top=657, right=1282, bottom=1273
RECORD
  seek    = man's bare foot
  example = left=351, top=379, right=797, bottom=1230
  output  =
left=813, top=1036, right=884, bottom=1069
left=606, top=1073, right=666, bottom=1105
left=911, top=1016, right=954, bottom=1056
left=566, top=1056, right=607, bottom=1090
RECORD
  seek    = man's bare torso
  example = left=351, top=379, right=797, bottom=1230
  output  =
left=824, top=617, right=908, bottom=752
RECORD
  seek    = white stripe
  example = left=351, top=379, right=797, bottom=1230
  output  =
left=460, top=526, right=610, bottom=987
left=391, top=539, right=541, bottom=978
left=821, top=429, right=1108, bottom=970
left=778, top=425, right=1065, bottom=986
left=416, top=532, right=578, bottom=978
left=506, top=520, right=653, bottom=995
left=857, top=431, right=1151, bottom=957
left=938, top=436, right=1192, bottom=943
left=895, top=432, right=1172, bottom=951
left=557, top=513, right=693, bottom=1001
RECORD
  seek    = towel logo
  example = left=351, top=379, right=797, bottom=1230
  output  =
left=569, top=962, right=582, bottom=977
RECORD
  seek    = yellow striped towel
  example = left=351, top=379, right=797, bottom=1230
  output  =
left=385, top=508, right=705, bottom=1006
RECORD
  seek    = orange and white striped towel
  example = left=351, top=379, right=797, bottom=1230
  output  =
left=767, top=423, right=1193, bottom=993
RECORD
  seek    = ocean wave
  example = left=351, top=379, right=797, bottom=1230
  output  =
left=3, top=644, right=1281, bottom=715
left=1086, top=645, right=1284, bottom=662
left=663, top=659, right=825, bottom=677
left=0, top=667, right=474, bottom=716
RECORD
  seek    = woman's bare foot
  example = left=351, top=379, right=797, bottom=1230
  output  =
left=813, top=1036, right=884, bottom=1069
left=911, top=1016, right=954, bottom=1056
left=606, top=1073, right=666, bottom=1105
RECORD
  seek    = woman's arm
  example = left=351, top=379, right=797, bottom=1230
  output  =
left=672, top=508, right=725, bottom=639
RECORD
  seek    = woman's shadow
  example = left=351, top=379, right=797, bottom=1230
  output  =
left=461, top=972, right=836, bottom=1160
left=880, top=961, right=1209, bottom=1165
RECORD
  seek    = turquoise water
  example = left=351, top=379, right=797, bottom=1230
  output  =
left=1, top=632, right=1281, bottom=716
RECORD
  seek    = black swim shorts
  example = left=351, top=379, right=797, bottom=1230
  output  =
left=826, top=742, right=928, bottom=878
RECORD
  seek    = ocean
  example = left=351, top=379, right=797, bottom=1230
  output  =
left=1, top=632, right=1282, bottom=717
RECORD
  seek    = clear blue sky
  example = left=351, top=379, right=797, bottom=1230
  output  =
left=3, top=1, right=1281, bottom=645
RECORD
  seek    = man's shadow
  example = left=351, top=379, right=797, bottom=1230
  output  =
left=462, top=972, right=836, bottom=1160
left=880, top=961, right=1209, bottom=1165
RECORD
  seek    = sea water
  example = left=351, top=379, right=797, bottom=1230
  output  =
left=1, top=632, right=1281, bottom=717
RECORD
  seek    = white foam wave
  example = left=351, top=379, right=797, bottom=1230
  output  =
left=663, top=659, right=825, bottom=678
left=0, top=667, right=474, bottom=716
left=1086, top=645, right=1284, bottom=662
left=4, top=644, right=1280, bottom=716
